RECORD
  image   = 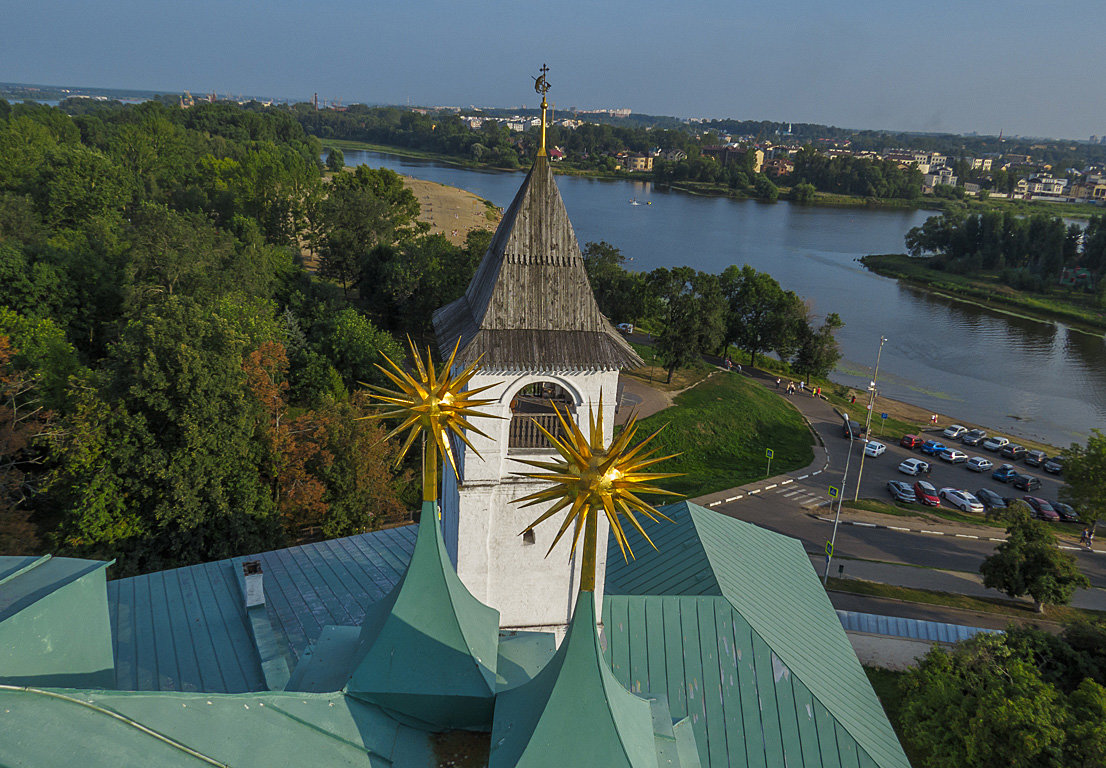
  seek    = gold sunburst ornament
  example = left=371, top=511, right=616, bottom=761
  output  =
left=513, top=395, right=682, bottom=592
left=365, top=338, right=499, bottom=502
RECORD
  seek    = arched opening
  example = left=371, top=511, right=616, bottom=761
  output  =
left=508, top=381, right=576, bottom=451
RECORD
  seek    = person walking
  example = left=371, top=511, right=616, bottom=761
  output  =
left=776, top=378, right=781, bottom=389
left=1081, top=528, right=1090, bottom=547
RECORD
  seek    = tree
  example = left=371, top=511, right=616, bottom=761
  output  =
left=791, top=182, right=816, bottom=204
left=791, top=312, right=843, bottom=379
left=721, top=264, right=805, bottom=368
left=980, top=503, right=1089, bottom=612
left=1061, top=430, right=1106, bottom=524
left=325, top=147, right=344, bottom=173
left=899, top=633, right=1068, bottom=768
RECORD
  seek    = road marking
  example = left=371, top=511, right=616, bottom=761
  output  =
left=765, top=484, right=777, bottom=490
left=708, top=501, right=721, bottom=507
left=853, top=522, right=877, bottom=528
left=811, top=470, right=822, bottom=476
left=888, top=526, right=911, bottom=531
left=921, top=530, right=945, bottom=535
left=1060, top=545, right=1079, bottom=551
left=725, top=495, right=742, bottom=502
left=797, top=474, right=809, bottom=480
left=955, top=534, right=979, bottom=539
left=749, top=488, right=761, bottom=494
left=988, top=538, right=1005, bottom=542
left=781, top=479, right=794, bottom=485
left=783, top=490, right=802, bottom=498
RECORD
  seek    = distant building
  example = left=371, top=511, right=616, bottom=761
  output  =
left=622, top=153, right=653, bottom=171
left=701, top=146, right=764, bottom=173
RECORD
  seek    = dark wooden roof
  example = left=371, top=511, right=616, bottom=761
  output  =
left=433, top=156, right=642, bottom=370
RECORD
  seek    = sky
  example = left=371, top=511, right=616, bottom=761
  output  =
left=2, top=0, right=1103, bottom=140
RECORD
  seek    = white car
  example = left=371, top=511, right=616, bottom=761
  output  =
left=942, top=424, right=968, bottom=439
left=966, top=456, right=994, bottom=472
left=982, top=436, right=1010, bottom=452
left=939, top=488, right=985, bottom=513
left=616, top=323, right=633, bottom=334
left=864, top=441, right=886, bottom=458
left=898, top=458, right=931, bottom=476
left=938, top=449, right=968, bottom=463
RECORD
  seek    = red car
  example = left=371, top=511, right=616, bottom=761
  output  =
left=901, top=434, right=924, bottom=450
left=1023, top=496, right=1060, bottom=522
left=913, top=480, right=941, bottom=506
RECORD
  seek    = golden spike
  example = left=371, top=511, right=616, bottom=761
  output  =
left=362, top=337, right=501, bottom=502
left=511, top=400, right=683, bottom=592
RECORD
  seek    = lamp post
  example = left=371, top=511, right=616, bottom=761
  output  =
left=852, top=336, right=887, bottom=502
left=824, top=407, right=855, bottom=586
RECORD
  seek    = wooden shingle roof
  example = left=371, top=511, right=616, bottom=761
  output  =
left=433, top=155, right=642, bottom=370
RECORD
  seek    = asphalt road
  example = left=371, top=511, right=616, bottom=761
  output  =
left=715, top=402, right=1106, bottom=589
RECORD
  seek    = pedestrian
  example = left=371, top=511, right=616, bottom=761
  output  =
left=930, top=413, right=938, bottom=425
left=850, top=393, right=856, bottom=404
left=1089, top=529, right=1095, bottom=548
left=736, top=364, right=742, bottom=374
left=1081, top=528, right=1090, bottom=546
left=776, top=378, right=781, bottom=389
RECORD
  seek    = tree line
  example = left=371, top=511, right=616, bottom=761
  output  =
left=582, top=242, right=843, bottom=382
left=0, top=98, right=498, bottom=575
left=905, top=210, right=1106, bottom=292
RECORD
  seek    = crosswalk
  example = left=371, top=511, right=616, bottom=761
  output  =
left=776, top=485, right=829, bottom=508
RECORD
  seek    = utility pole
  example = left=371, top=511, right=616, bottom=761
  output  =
left=852, top=336, right=887, bottom=501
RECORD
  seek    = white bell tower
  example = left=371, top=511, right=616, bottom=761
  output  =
left=433, top=153, right=642, bottom=635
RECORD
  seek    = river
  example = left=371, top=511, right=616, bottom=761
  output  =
left=342, top=149, right=1106, bottom=448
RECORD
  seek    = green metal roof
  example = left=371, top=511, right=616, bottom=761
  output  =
left=490, top=590, right=699, bottom=768
left=605, top=501, right=910, bottom=768
left=343, top=502, right=500, bottom=730
left=0, top=555, right=115, bottom=688
left=0, top=687, right=434, bottom=767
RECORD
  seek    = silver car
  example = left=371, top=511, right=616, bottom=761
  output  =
left=966, top=456, right=993, bottom=472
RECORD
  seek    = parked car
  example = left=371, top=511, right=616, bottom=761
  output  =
left=1023, top=496, right=1060, bottom=521
left=961, top=429, right=987, bottom=446
left=1011, top=473, right=1042, bottom=492
left=1050, top=501, right=1079, bottom=522
left=966, top=456, right=994, bottom=472
left=1024, top=450, right=1048, bottom=467
left=939, top=488, right=985, bottom=513
left=982, top=436, right=1010, bottom=452
left=900, top=434, right=924, bottom=450
left=887, top=480, right=917, bottom=503
left=864, top=441, right=886, bottom=458
left=992, top=464, right=1019, bottom=483
left=942, top=424, right=968, bottom=440
left=938, top=448, right=968, bottom=464
left=616, top=322, right=633, bottom=334
left=1000, top=444, right=1028, bottom=461
left=913, top=480, right=941, bottom=506
left=898, top=458, right=932, bottom=476
left=843, top=420, right=866, bottom=439
left=1043, top=456, right=1064, bottom=475
left=920, top=440, right=947, bottom=456
left=975, top=488, right=1007, bottom=513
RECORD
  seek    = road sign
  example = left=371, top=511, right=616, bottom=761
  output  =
left=825, top=540, right=834, bottom=556
left=881, top=412, right=888, bottom=420
left=765, top=448, right=774, bottom=459
left=828, top=486, right=839, bottom=499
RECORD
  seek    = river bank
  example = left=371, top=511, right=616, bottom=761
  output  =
left=862, top=254, right=1106, bottom=335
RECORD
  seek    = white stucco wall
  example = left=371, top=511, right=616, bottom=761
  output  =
left=442, top=367, right=620, bottom=633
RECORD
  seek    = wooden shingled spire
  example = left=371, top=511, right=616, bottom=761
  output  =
left=432, top=152, right=643, bottom=371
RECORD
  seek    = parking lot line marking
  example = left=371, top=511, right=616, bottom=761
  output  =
left=708, top=501, right=721, bottom=507
left=797, top=474, right=809, bottom=480
left=749, top=488, right=761, bottom=494
left=955, top=534, right=979, bottom=539
left=921, top=530, right=944, bottom=535
left=765, top=484, right=777, bottom=490
left=888, top=526, right=910, bottom=531
left=725, top=495, right=741, bottom=502
left=781, top=479, right=794, bottom=485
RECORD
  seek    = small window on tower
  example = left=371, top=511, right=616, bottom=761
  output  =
left=522, top=528, right=536, bottom=545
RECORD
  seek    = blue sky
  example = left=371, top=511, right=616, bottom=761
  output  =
left=2, top=0, right=1103, bottom=139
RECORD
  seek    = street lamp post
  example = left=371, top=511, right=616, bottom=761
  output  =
left=824, top=408, right=855, bottom=586
left=852, top=336, right=887, bottom=501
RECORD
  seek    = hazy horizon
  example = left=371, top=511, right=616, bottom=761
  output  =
left=3, top=0, right=1103, bottom=141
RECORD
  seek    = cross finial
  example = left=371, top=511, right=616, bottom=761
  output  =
left=534, top=64, right=551, bottom=157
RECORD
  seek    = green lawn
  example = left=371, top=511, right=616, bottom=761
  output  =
left=634, top=372, right=814, bottom=498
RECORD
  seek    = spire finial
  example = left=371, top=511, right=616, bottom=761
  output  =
left=533, top=64, right=551, bottom=157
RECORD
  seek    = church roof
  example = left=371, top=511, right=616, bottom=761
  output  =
left=605, top=501, right=911, bottom=768
left=432, top=155, right=642, bottom=371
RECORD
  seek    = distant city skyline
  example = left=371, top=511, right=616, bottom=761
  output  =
left=2, top=0, right=1103, bottom=141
